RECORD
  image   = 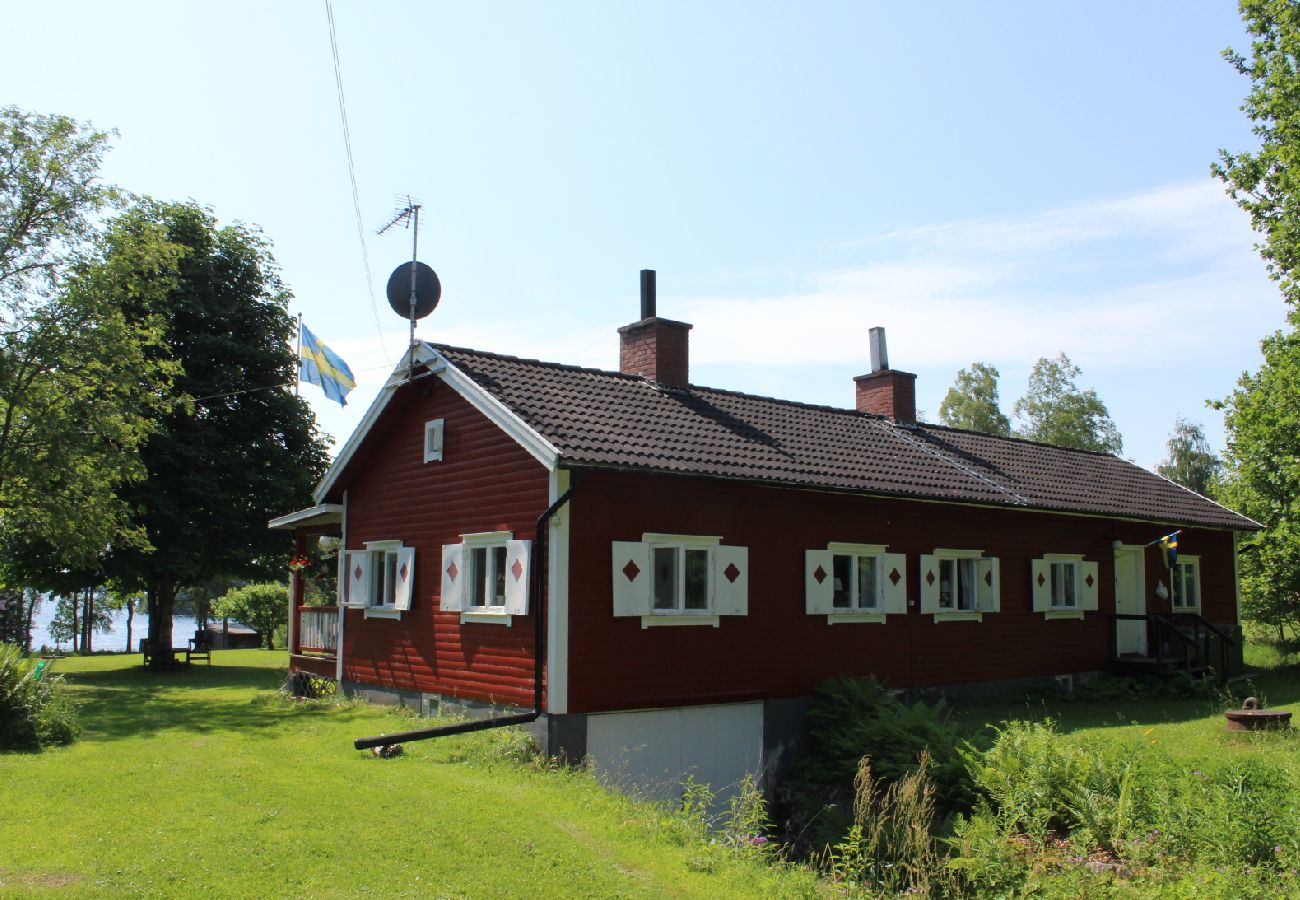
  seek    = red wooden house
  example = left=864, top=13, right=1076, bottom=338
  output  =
left=271, top=274, right=1257, bottom=796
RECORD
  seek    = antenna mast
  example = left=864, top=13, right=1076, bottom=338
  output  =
left=377, top=197, right=423, bottom=381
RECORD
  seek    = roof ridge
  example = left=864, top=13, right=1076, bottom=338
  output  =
left=917, top=421, right=1120, bottom=458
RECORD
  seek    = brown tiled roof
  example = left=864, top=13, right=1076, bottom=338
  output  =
left=435, top=344, right=1258, bottom=531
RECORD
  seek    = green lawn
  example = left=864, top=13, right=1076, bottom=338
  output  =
left=0, top=651, right=824, bottom=898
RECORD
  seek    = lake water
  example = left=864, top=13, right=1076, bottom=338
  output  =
left=27, top=597, right=200, bottom=654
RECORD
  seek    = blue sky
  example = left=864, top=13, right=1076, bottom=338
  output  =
left=3, top=2, right=1284, bottom=469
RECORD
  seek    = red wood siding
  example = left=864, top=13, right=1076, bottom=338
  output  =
left=566, top=470, right=1238, bottom=714
left=328, top=379, right=551, bottom=707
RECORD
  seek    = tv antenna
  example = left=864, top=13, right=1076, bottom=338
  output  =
left=377, top=196, right=441, bottom=382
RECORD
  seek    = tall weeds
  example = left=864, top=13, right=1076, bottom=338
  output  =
left=0, top=642, right=77, bottom=751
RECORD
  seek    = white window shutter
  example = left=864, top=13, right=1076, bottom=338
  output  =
left=440, top=543, right=464, bottom=612
left=336, top=547, right=347, bottom=606
left=346, top=551, right=371, bottom=607
left=919, top=554, right=940, bottom=614
left=392, top=547, right=415, bottom=611
left=503, top=539, right=532, bottom=615
left=1030, top=559, right=1052, bottom=612
left=612, top=541, right=651, bottom=616
left=805, top=549, right=834, bottom=615
left=714, top=545, right=748, bottom=616
left=881, top=552, right=908, bottom=615
left=977, top=557, right=1001, bottom=613
left=1079, top=560, right=1099, bottom=612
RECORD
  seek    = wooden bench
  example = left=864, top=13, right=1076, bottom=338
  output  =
left=140, top=639, right=192, bottom=668
left=186, top=634, right=212, bottom=666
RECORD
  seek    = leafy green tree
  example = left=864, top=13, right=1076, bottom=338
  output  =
left=1155, top=417, right=1222, bottom=497
left=1211, top=1, right=1300, bottom=640
left=1013, top=353, right=1123, bottom=453
left=103, top=202, right=330, bottom=666
left=1212, top=0, right=1300, bottom=309
left=0, top=108, right=178, bottom=564
left=938, top=363, right=1011, bottom=435
left=213, top=583, right=288, bottom=650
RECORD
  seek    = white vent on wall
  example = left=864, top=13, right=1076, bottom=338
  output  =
left=424, top=418, right=444, bottom=463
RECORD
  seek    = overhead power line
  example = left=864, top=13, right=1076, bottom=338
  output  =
left=324, top=0, right=391, bottom=363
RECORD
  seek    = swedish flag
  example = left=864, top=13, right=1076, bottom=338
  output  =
left=1158, top=530, right=1179, bottom=569
left=299, top=323, right=356, bottom=407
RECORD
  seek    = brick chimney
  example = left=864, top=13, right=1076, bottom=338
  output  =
left=854, top=327, right=917, bottom=425
left=618, top=269, right=692, bottom=387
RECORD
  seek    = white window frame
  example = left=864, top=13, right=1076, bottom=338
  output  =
left=805, top=543, right=908, bottom=624
left=340, top=540, right=414, bottom=620
left=440, top=531, right=531, bottom=626
left=423, top=418, right=445, bottom=463
left=1171, top=555, right=1201, bottom=612
left=1030, top=553, right=1098, bottom=620
left=612, top=534, right=748, bottom=628
left=920, top=549, right=999, bottom=622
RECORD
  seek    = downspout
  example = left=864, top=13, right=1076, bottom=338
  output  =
left=353, top=469, right=582, bottom=749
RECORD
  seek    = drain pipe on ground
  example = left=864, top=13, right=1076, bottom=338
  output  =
left=353, top=470, right=582, bottom=751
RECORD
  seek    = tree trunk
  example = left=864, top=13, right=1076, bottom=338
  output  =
left=146, top=575, right=178, bottom=670
left=125, top=599, right=134, bottom=655
left=82, top=585, right=93, bottom=654
left=22, top=591, right=37, bottom=653
left=70, top=591, right=80, bottom=654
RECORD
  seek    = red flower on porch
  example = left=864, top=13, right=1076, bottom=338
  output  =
left=289, top=555, right=311, bottom=572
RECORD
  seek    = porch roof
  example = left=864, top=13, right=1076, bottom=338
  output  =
left=267, top=504, right=344, bottom=531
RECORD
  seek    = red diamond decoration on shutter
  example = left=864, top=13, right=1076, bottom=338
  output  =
left=1085, top=573, right=1095, bottom=589
left=511, top=559, right=524, bottom=581
left=1037, top=572, right=1046, bottom=587
left=925, top=570, right=935, bottom=586
left=446, top=561, right=458, bottom=582
left=354, top=566, right=363, bottom=582
left=399, top=563, right=408, bottom=582
left=813, top=565, right=827, bottom=584
left=724, top=562, right=741, bottom=584
left=984, top=570, right=993, bottom=587
left=622, top=560, right=640, bottom=582
left=889, top=568, right=901, bottom=586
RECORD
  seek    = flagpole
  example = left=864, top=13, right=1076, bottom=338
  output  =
left=294, top=312, right=303, bottom=397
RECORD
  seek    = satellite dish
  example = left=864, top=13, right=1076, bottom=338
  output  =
left=385, top=261, right=441, bottom=320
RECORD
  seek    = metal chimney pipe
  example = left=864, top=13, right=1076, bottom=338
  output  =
left=640, top=269, right=656, bottom=320
left=869, top=326, right=889, bottom=373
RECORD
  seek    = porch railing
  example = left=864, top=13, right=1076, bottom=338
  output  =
left=1110, top=612, right=1234, bottom=684
left=296, top=606, right=339, bottom=655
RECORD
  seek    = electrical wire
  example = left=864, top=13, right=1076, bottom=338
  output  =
left=325, top=0, right=391, bottom=363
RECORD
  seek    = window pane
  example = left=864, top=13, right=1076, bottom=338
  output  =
left=1172, top=567, right=1183, bottom=607
left=653, top=547, right=677, bottom=610
left=858, top=556, right=878, bottom=609
left=492, top=546, right=507, bottom=605
left=384, top=552, right=398, bottom=606
left=938, top=559, right=954, bottom=608
left=1062, top=562, right=1076, bottom=607
left=685, top=549, right=709, bottom=610
left=470, top=547, right=487, bottom=607
left=958, top=559, right=977, bottom=610
left=832, top=555, right=852, bottom=609
left=1050, top=562, right=1063, bottom=607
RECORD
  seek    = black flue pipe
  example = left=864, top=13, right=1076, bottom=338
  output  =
left=640, top=269, right=656, bottom=319
left=353, top=471, right=583, bottom=751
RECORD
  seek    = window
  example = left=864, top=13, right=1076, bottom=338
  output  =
left=612, top=534, right=748, bottom=625
left=341, top=541, right=415, bottom=616
left=805, top=543, right=907, bottom=622
left=1030, top=555, right=1098, bottom=616
left=440, top=532, right=531, bottom=623
left=424, top=418, right=445, bottom=463
left=919, top=550, right=999, bottom=619
left=1171, top=556, right=1200, bottom=611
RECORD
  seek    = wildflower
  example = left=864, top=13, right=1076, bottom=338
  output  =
left=1143, top=728, right=1154, bottom=735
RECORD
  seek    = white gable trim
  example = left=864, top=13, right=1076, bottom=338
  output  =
left=314, top=344, right=559, bottom=503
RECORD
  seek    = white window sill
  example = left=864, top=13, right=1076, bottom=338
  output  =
left=826, top=612, right=887, bottom=625
left=363, top=607, right=402, bottom=620
left=461, top=611, right=513, bottom=626
left=1043, top=610, right=1085, bottom=621
left=640, top=614, right=720, bottom=629
left=931, top=611, right=983, bottom=623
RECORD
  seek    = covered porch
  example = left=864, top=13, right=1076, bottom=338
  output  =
left=269, top=504, right=344, bottom=680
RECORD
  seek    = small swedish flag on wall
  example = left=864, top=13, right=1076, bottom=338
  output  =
left=1158, top=530, right=1179, bottom=569
left=299, top=323, right=356, bottom=407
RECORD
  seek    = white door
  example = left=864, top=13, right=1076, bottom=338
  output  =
left=1114, top=546, right=1147, bottom=655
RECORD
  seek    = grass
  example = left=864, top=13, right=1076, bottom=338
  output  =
left=0, top=651, right=825, bottom=898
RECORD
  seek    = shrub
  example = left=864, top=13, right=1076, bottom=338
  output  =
left=0, top=642, right=78, bottom=751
